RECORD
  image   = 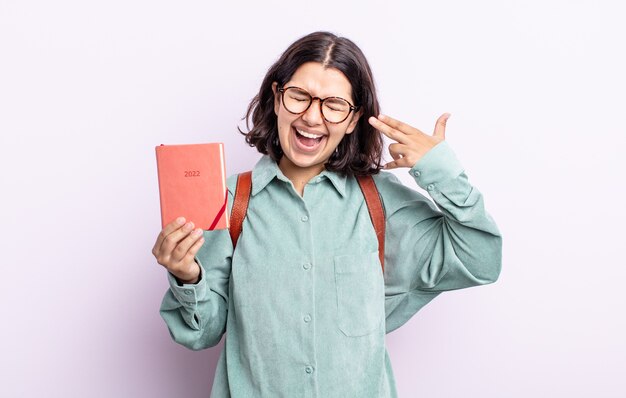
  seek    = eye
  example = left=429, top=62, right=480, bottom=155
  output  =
left=288, top=93, right=307, bottom=100
left=324, top=99, right=349, bottom=112
left=287, top=88, right=310, bottom=102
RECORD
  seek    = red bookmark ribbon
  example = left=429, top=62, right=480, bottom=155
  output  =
left=208, top=189, right=228, bottom=231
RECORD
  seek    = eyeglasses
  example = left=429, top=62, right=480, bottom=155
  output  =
left=277, top=86, right=358, bottom=124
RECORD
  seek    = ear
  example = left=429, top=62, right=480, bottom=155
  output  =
left=272, top=82, right=280, bottom=116
left=345, top=109, right=363, bottom=135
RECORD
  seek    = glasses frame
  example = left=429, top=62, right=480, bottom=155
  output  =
left=277, top=86, right=358, bottom=124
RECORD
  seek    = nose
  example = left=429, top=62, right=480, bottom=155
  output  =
left=301, top=98, right=324, bottom=125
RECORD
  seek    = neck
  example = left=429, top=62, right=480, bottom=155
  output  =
left=278, top=157, right=324, bottom=196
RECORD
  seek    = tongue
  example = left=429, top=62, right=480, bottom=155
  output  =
left=297, top=133, right=320, bottom=147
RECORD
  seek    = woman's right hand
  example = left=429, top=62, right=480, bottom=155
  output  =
left=152, top=216, right=205, bottom=284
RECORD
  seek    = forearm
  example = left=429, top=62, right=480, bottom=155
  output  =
left=160, top=265, right=228, bottom=350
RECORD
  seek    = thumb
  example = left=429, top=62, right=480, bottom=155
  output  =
left=433, top=113, right=451, bottom=139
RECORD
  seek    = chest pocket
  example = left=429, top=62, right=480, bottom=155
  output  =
left=334, top=251, right=385, bottom=337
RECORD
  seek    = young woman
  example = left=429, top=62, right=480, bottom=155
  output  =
left=152, top=31, right=502, bottom=397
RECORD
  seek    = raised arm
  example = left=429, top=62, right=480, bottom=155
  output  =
left=369, top=114, right=503, bottom=333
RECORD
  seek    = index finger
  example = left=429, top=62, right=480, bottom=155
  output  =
left=378, top=114, right=423, bottom=136
left=368, top=116, right=411, bottom=144
left=153, top=216, right=186, bottom=253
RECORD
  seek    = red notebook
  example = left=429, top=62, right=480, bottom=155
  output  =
left=155, top=142, right=229, bottom=230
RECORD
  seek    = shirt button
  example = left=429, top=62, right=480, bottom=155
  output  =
left=305, top=366, right=313, bottom=374
left=303, top=263, right=312, bottom=270
left=184, top=290, right=192, bottom=295
left=413, top=170, right=421, bottom=177
left=427, top=184, right=435, bottom=191
left=301, top=215, right=309, bottom=222
left=303, top=314, right=312, bottom=323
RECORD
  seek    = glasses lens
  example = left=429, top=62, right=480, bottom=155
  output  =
left=282, top=87, right=352, bottom=123
left=283, top=88, right=311, bottom=114
left=322, top=98, right=351, bottom=123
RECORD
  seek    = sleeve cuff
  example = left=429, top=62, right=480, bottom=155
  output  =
left=167, top=264, right=207, bottom=306
left=408, top=141, right=464, bottom=192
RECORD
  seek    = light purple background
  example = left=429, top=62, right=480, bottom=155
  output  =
left=2, top=1, right=624, bottom=397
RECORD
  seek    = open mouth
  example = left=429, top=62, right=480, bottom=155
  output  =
left=294, top=128, right=325, bottom=149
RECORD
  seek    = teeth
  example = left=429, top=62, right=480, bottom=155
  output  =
left=296, top=129, right=323, bottom=139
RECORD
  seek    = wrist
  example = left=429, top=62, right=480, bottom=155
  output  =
left=175, top=262, right=201, bottom=285
left=177, top=275, right=199, bottom=285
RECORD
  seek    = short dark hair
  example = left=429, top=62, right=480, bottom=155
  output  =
left=239, top=31, right=383, bottom=176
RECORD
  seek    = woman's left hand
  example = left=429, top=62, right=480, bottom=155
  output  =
left=368, top=113, right=451, bottom=170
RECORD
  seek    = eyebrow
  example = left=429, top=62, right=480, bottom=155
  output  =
left=287, top=85, right=353, bottom=102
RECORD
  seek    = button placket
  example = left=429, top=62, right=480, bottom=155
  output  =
left=297, top=202, right=315, bottom=384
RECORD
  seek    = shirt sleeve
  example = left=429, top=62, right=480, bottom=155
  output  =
left=158, top=175, right=237, bottom=350
left=375, top=141, right=503, bottom=334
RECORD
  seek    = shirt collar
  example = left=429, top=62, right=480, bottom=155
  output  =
left=251, top=155, right=347, bottom=197
left=319, top=168, right=347, bottom=197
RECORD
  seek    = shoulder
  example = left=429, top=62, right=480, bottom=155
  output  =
left=370, top=169, right=400, bottom=186
left=369, top=170, right=437, bottom=216
left=226, top=173, right=241, bottom=195
left=225, top=172, right=252, bottom=209
left=370, top=170, right=409, bottom=199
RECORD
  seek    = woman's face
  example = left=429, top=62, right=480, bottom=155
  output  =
left=272, top=62, right=361, bottom=176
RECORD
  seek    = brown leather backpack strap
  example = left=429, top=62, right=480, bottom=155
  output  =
left=229, top=171, right=252, bottom=248
left=356, top=175, right=386, bottom=272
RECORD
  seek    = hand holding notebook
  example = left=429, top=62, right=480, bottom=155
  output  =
left=152, top=216, right=204, bottom=284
